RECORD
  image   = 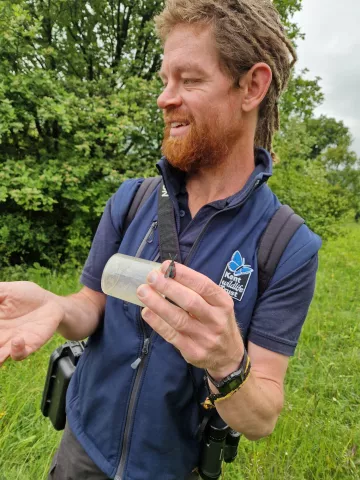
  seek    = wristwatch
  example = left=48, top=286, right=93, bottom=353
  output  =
left=206, top=349, right=251, bottom=396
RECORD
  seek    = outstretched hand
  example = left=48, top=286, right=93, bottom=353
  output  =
left=0, top=282, right=64, bottom=366
left=137, top=261, right=244, bottom=380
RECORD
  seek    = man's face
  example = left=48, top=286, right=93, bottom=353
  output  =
left=157, top=24, right=245, bottom=173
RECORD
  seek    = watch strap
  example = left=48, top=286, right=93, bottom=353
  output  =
left=206, top=350, right=251, bottom=404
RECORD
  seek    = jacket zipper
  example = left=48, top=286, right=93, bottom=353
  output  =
left=135, top=220, right=158, bottom=257
left=115, top=221, right=158, bottom=480
left=115, top=316, right=155, bottom=480
left=115, top=180, right=259, bottom=479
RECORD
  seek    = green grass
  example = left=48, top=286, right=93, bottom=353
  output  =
left=1, top=225, right=359, bottom=479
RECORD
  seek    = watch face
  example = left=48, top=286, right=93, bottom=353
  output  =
left=217, top=376, right=240, bottom=394
left=229, top=377, right=242, bottom=391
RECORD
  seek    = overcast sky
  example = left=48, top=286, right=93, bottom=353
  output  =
left=293, top=0, right=360, bottom=157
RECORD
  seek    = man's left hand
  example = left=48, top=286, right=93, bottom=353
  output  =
left=137, top=260, right=244, bottom=380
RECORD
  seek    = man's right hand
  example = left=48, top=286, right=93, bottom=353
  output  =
left=0, top=281, right=64, bottom=366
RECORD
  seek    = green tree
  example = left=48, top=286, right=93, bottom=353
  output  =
left=0, top=0, right=164, bottom=268
left=305, top=115, right=358, bottom=168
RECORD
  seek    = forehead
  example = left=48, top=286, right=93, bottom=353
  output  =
left=160, top=23, right=221, bottom=76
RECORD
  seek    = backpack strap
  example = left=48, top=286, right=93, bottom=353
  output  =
left=257, top=205, right=305, bottom=297
left=123, top=176, right=162, bottom=234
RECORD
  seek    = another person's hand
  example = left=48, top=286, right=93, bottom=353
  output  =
left=0, top=282, right=64, bottom=366
left=137, top=261, right=244, bottom=380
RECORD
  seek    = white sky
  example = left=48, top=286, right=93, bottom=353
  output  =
left=294, top=0, right=360, bottom=157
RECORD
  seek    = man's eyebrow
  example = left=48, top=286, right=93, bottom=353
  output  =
left=158, top=62, right=208, bottom=79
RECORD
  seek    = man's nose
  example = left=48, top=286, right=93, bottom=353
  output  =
left=157, top=84, right=182, bottom=110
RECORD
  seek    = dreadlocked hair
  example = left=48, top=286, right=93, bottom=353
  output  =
left=155, top=0, right=297, bottom=160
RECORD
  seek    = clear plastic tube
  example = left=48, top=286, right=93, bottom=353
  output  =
left=101, top=253, right=161, bottom=307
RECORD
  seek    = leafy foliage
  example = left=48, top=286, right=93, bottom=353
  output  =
left=0, top=0, right=359, bottom=270
left=0, top=0, right=162, bottom=268
left=269, top=160, right=352, bottom=239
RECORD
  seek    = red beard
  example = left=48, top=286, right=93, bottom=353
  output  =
left=161, top=112, right=233, bottom=174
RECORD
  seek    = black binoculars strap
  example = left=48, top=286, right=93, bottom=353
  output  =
left=156, top=180, right=204, bottom=421
left=157, top=180, right=182, bottom=263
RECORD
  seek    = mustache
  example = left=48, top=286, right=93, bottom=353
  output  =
left=163, top=113, right=194, bottom=125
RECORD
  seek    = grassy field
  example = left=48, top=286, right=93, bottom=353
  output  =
left=0, top=224, right=359, bottom=479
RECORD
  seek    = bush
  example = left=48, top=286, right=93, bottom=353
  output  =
left=269, top=160, right=352, bottom=239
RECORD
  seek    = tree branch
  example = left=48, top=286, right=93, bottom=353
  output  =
left=113, top=4, right=133, bottom=69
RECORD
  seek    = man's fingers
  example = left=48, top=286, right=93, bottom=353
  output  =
left=141, top=306, right=180, bottom=344
left=0, top=337, right=28, bottom=366
left=10, top=336, right=29, bottom=361
left=138, top=285, right=190, bottom=331
left=141, top=307, right=207, bottom=367
left=146, top=271, right=215, bottom=324
left=141, top=307, right=196, bottom=353
left=160, top=261, right=231, bottom=308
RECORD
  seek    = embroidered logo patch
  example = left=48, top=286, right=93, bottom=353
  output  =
left=219, top=251, right=253, bottom=302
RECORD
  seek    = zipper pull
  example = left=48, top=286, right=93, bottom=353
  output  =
left=142, top=337, right=150, bottom=355
left=131, top=338, right=150, bottom=370
left=146, top=221, right=158, bottom=244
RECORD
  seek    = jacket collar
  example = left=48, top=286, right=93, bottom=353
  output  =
left=156, top=148, right=273, bottom=208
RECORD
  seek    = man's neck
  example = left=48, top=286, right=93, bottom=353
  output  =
left=186, top=143, right=256, bottom=218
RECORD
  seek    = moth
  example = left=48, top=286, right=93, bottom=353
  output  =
left=165, top=254, right=177, bottom=279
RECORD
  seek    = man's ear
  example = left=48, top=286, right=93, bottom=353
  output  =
left=240, top=63, right=273, bottom=113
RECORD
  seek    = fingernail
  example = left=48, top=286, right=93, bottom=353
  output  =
left=147, top=271, right=158, bottom=284
left=142, top=308, right=150, bottom=320
left=137, top=285, right=149, bottom=298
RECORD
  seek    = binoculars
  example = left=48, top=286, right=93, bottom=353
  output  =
left=199, top=413, right=241, bottom=480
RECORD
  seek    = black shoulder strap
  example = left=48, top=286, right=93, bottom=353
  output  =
left=157, top=180, right=181, bottom=262
left=123, top=176, right=162, bottom=234
left=257, top=205, right=305, bottom=297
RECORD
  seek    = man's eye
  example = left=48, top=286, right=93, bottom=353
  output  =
left=183, top=78, right=199, bottom=85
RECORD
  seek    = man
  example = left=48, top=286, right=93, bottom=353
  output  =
left=0, top=1, right=321, bottom=479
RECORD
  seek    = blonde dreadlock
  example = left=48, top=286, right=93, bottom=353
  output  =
left=155, top=0, right=297, bottom=158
